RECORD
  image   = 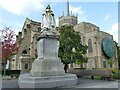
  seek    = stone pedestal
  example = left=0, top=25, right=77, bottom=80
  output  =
left=18, top=24, right=78, bottom=89
left=30, top=35, right=65, bottom=77
left=18, top=73, right=77, bottom=88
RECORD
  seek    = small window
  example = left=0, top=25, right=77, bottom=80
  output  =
left=25, top=63, right=28, bottom=69
left=88, top=38, right=93, bottom=52
left=19, top=64, right=20, bottom=69
left=22, top=50, right=27, bottom=54
left=38, top=27, right=41, bottom=32
left=24, top=29, right=27, bottom=32
left=26, top=24, right=31, bottom=28
left=95, top=60, right=97, bottom=68
left=103, top=61, right=107, bottom=68
left=110, top=64, right=112, bottom=68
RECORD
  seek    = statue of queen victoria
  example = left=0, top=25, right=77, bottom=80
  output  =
left=41, top=5, right=56, bottom=31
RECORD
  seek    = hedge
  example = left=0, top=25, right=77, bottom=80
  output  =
left=2, top=70, right=20, bottom=78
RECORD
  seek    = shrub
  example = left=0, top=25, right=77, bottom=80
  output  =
left=2, top=70, right=20, bottom=78
left=111, top=70, right=120, bottom=79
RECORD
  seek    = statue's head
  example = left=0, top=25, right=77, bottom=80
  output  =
left=46, top=4, right=51, bottom=10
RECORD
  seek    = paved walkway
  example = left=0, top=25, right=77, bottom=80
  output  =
left=70, top=79, right=119, bottom=88
left=75, top=81, right=118, bottom=88
left=0, top=79, right=18, bottom=89
left=59, top=78, right=119, bottom=89
left=0, top=78, right=119, bottom=89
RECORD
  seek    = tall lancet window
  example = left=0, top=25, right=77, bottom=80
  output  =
left=88, top=38, right=93, bottom=52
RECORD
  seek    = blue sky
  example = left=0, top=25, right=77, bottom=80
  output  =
left=0, top=0, right=119, bottom=43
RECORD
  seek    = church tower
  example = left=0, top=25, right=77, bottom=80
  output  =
left=59, top=0, right=78, bottom=26
left=67, top=0, right=70, bottom=16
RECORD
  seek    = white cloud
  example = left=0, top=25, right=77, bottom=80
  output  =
left=104, top=15, right=111, bottom=21
left=69, top=5, right=87, bottom=23
left=69, top=5, right=84, bottom=15
left=0, top=0, right=45, bottom=16
left=107, top=23, right=118, bottom=43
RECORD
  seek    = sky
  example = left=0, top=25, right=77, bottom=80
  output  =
left=0, top=0, right=119, bottom=44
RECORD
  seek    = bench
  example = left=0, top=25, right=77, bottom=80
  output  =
left=68, top=68, right=112, bottom=80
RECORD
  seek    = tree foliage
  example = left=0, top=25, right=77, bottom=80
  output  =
left=58, top=25, right=88, bottom=64
left=117, top=44, right=120, bottom=68
left=0, top=27, right=18, bottom=61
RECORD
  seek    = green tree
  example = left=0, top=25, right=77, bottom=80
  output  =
left=58, top=25, right=88, bottom=72
left=117, top=45, right=120, bottom=69
left=108, top=58, right=114, bottom=67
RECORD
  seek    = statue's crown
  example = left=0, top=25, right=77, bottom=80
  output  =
left=46, top=4, right=51, bottom=9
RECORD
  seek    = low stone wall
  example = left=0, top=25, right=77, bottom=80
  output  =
left=68, top=69, right=112, bottom=77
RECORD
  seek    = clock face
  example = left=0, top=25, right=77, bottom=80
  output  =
left=102, top=37, right=115, bottom=58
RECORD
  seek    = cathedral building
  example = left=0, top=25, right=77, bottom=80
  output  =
left=59, top=1, right=118, bottom=69
left=11, top=18, right=41, bottom=71
left=10, top=1, right=118, bottom=71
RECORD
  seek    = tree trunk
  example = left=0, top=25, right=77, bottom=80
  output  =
left=3, top=63, right=6, bottom=76
left=3, top=59, right=7, bottom=76
left=64, top=64, right=68, bottom=73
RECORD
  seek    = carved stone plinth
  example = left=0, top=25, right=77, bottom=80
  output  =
left=18, top=73, right=77, bottom=88
left=30, top=32, right=65, bottom=77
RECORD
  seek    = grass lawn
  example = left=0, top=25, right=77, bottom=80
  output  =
left=85, top=76, right=102, bottom=80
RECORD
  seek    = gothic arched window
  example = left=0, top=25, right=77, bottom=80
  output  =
left=22, top=50, right=27, bottom=54
left=88, top=38, right=93, bottom=52
left=38, top=27, right=41, bottom=32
